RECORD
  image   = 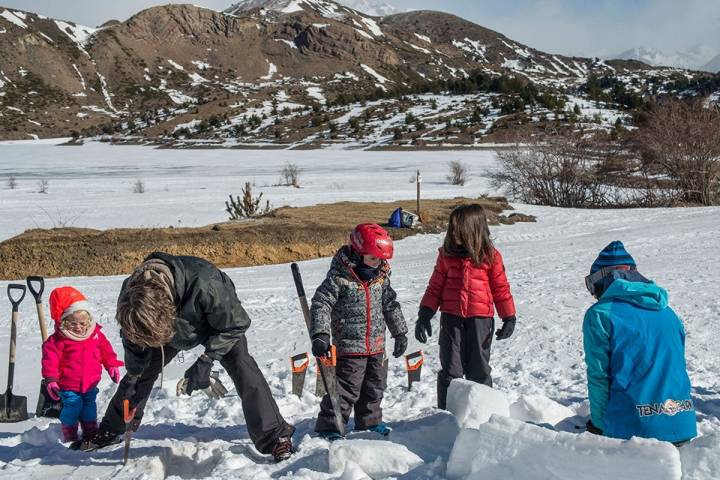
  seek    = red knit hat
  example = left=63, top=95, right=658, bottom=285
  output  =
left=49, top=286, right=91, bottom=323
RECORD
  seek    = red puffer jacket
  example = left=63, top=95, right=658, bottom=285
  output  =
left=41, top=325, right=123, bottom=393
left=420, top=248, right=516, bottom=319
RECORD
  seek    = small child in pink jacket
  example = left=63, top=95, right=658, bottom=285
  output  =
left=41, top=286, right=124, bottom=443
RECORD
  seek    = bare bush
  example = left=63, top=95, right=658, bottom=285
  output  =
left=133, top=179, right=145, bottom=194
left=37, top=207, right=83, bottom=228
left=491, top=134, right=615, bottom=208
left=225, top=182, right=271, bottom=219
left=37, top=179, right=49, bottom=194
left=636, top=100, right=720, bottom=206
left=7, top=175, right=17, bottom=190
left=447, top=160, right=468, bottom=186
left=279, top=162, right=301, bottom=187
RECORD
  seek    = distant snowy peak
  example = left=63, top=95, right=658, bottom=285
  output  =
left=703, top=54, right=720, bottom=73
left=224, top=0, right=397, bottom=17
left=614, top=45, right=717, bottom=71
left=225, top=0, right=342, bottom=17
left=337, top=0, right=398, bottom=16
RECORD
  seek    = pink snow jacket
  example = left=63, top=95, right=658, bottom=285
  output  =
left=42, top=325, right=124, bottom=393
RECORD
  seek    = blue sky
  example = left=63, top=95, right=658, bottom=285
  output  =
left=2, top=0, right=718, bottom=57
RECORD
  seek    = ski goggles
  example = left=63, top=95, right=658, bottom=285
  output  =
left=584, top=265, right=633, bottom=296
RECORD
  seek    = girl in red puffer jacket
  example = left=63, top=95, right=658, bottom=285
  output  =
left=415, top=204, right=517, bottom=409
left=41, top=286, right=123, bottom=445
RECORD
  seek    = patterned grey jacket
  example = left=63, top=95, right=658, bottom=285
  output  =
left=310, top=246, right=407, bottom=356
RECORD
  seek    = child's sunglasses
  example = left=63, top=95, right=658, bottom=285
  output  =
left=584, top=265, right=633, bottom=296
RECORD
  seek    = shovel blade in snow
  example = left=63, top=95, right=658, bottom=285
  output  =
left=35, top=380, right=62, bottom=418
left=405, top=351, right=424, bottom=391
left=0, top=391, right=28, bottom=423
left=290, top=352, right=309, bottom=397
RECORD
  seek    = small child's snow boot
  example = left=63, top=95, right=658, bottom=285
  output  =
left=317, top=430, right=344, bottom=442
left=364, top=423, right=391, bottom=436
left=61, top=423, right=79, bottom=443
left=80, top=420, right=98, bottom=438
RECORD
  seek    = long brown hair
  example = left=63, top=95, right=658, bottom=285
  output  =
left=116, top=277, right=176, bottom=348
left=442, top=203, right=495, bottom=265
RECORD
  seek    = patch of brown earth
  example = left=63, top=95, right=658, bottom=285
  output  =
left=0, top=197, right=534, bottom=280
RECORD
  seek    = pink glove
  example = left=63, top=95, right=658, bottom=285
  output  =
left=46, top=381, right=60, bottom=401
left=107, top=366, right=122, bottom=383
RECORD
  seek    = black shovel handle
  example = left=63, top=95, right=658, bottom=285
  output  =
left=26, top=276, right=44, bottom=303
left=7, top=284, right=26, bottom=312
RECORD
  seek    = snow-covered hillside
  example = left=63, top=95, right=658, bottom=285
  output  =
left=0, top=145, right=719, bottom=479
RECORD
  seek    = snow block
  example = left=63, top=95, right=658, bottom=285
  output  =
left=21, top=426, right=58, bottom=447
left=338, top=460, right=372, bottom=480
left=679, top=432, right=720, bottom=480
left=328, top=439, right=423, bottom=478
left=446, top=379, right=510, bottom=428
left=446, top=416, right=682, bottom=480
left=509, top=394, right=575, bottom=426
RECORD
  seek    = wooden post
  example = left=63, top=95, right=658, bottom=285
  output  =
left=416, top=170, right=422, bottom=217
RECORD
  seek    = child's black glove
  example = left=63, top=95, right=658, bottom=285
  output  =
left=392, top=334, right=408, bottom=358
left=311, top=334, right=331, bottom=358
left=495, top=316, right=516, bottom=340
left=182, top=354, right=213, bottom=395
left=415, top=306, right=436, bottom=343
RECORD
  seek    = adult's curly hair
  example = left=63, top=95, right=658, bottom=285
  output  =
left=116, top=276, right=176, bottom=348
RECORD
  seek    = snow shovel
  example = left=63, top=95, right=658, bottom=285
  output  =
left=290, top=352, right=309, bottom=397
left=404, top=351, right=424, bottom=391
left=27, top=276, right=62, bottom=418
left=122, top=399, right=137, bottom=465
left=291, top=263, right=345, bottom=436
left=0, top=284, right=28, bottom=422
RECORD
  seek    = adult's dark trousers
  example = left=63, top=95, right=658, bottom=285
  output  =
left=315, top=353, right=386, bottom=432
left=100, top=336, right=293, bottom=454
left=437, top=313, right=494, bottom=410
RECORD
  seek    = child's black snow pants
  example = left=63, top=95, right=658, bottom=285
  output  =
left=100, top=336, right=294, bottom=454
left=437, top=313, right=494, bottom=410
left=315, top=352, right=386, bottom=432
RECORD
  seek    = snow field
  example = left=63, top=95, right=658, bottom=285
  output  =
left=0, top=144, right=718, bottom=478
left=0, top=141, right=499, bottom=242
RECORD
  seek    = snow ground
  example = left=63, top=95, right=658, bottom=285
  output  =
left=0, top=140, right=498, bottom=242
left=0, top=144, right=719, bottom=479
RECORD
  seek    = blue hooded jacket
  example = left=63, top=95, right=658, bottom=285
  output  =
left=583, top=278, right=697, bottom=443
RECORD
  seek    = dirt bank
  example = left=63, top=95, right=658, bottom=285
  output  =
left=0, top=197, right=534, bottom=280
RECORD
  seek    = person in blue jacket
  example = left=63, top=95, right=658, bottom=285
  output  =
left=583, top=241, right=697, bottom=444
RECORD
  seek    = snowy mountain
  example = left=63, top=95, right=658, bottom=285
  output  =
left=338, top=0, right=398, bottom=16
left=614, top=45, right=718, bottom=71
left=225, top=0, right=398, bottom=16
left=703, top=53, right=720, bottom=73
left=0, top=2, right=714, bottom=142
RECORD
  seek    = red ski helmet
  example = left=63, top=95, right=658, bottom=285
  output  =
left=350, top=223, right=394, bottom=259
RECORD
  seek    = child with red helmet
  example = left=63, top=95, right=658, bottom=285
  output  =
left=415, top=204, right=517, bottom=409
left=41, top=286, right=124, bottom=445
left=310, top=223, right=408, bottom=439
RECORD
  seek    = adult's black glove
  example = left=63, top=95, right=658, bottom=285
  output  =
left=121, top=373, right=141, bottom=403
left=415, top=306, right=436, bottom=343
left=586, top=419, right=603, bottom=435
left=311, top=334, right=331, bottom=358
left=392, top=334, right=408, bottom=358
left=182, top=354, right=213, bottom=395
left=495, top=316, right=516, bottom=340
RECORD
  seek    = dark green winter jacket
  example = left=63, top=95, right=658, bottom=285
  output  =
left=121, top=252, right=251, bottom=375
